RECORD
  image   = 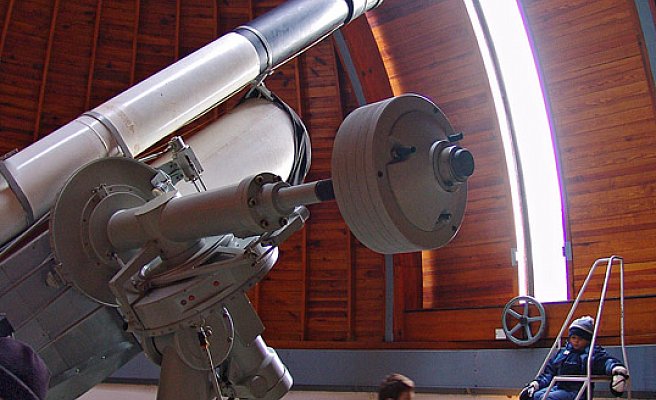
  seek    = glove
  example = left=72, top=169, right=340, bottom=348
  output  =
left=519, top=381, right=539, bottom=400
left=610, top=366, right=629, bottom=397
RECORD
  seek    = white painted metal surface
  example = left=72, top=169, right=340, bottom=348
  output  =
left=150, top=98, right=296, bottom=195
left=0, top=116, right=120, bottom=244
left=93, top=33, right=260, bottom=157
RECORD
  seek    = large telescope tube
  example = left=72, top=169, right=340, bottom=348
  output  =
left=0, top=0, right=383, bottom=246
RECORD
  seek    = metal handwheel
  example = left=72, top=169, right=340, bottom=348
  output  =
left=502, top=295, right=546, bottom=346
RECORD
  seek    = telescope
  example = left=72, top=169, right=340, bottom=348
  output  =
left=0, top=0, right=474, bottom=399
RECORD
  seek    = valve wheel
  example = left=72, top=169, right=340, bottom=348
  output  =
left=502, top=295, right=546, bottom=346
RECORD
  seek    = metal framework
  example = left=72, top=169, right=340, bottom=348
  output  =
left=536, top=255, right=631, bottom=400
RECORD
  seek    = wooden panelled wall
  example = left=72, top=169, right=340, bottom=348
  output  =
left=1, top=0, right=656, bottom=350
left=368, top=0, right=518, bottom=312
left=364, top=0, right=656, bottom=347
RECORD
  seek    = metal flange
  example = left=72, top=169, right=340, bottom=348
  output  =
left=51, top=157, right=158, bottom=306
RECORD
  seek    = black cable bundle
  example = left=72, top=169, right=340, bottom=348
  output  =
left=240, top=84, right=311, bottom=186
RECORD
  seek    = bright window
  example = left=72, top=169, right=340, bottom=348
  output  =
left=464, top=0, right=567, bottom=302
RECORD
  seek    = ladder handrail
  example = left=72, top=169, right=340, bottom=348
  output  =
left=534, top=255, right=630, bottom=400
left=535, top=257, right=609, bottom=375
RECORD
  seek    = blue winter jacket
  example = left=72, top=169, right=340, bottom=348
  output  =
left=536, top=342, right=624, bottom=392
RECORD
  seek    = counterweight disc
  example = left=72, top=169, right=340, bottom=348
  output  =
left=331, top=94, right=472, bottom=254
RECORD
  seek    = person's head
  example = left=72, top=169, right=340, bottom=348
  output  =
left=0, top=337, right=51, bottom=400
left=568, top=315, right=594, bottom=351
left=378, top=373, right=415, bottom=400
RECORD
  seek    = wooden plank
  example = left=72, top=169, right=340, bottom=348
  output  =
left=302, top=225, right=310, bottom=340
left=39, top=0, right=98, bottom=135
left=130, top=0, right=140, bottom=86
left=174, top=0, right=180, bottom=60
left=403, top=296, right=656, bottom=346
left=0, top=0, right=52, bottom=152
left=33, top=0, right=59, bottom=140
left=328, top=35, right=357, bottom=341
left=133, top=0, right=176, bottom=83
left=84, top=0, right=102, bottom=110
left=393, top=252, right=422, bottom=340
left=0, top=0, right=14, bottom=58
left=85, top=0, right=138, bottom=108
left=354, top=241, right=385, bottom=341
left=339, top=15, right=393, bottom=103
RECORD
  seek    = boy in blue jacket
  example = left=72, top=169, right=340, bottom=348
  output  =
left=519, top=316, right=629, bottom=400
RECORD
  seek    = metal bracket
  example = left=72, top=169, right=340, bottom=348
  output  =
left=156, top=136, right=207, bottom=192
left=83, top=111, right=133, bottom=158
left=109, top=245, right=161, bottom=332
left=563, top=241, right=573, bottom=261
left=0, top=158, right=35, bottom=225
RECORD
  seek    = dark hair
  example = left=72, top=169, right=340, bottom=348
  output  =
left=378, top=373, right=415, bottom=400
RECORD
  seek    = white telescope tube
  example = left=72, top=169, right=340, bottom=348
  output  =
left=0, top=0, right=384, bottom=246
left=91, top=33, right=260, bottom=156
left=0, top=116, right=121, bottom=243
left=0, top=34, right=260, bottom=246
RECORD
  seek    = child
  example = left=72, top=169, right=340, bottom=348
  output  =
left=519, top=316, right=629, bottom=400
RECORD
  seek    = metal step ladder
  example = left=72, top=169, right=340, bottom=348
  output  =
left=535, top=255, right=631, bottom=400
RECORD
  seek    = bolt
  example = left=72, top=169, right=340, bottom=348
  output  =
left=450, top=148, right=475, bottom=181
left=248, top=197, right=257, bottom=207
left=438, top=212, right=451, bottom=224
left=45, top=271, right=63, bottom=288
left=391, top=145, right=416, bottom=161
left=447, top=132, right=464, bottom=142
left=260, top=219, right=269, bottom=229
left=279, top=217, right=288, bottom=226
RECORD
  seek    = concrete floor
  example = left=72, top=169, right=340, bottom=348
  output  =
left=78, top=383, right=629, bottom=399
left=78, top=383, right=517, bottom=400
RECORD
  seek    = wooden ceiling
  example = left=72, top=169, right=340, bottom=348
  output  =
left=1, top=0, right=656, bottom=348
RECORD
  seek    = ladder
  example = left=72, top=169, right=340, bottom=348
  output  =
left=535, top=255, right=631, bottom=400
